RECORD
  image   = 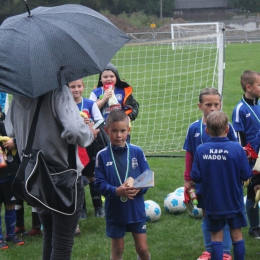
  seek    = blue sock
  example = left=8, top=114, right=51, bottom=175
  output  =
left=233, top=239, right=245, bottom=260
left=0, top=209, right=3, bottom=239
left=246, top=199, right=259, bottom=228
left=223, top=224, right=232, bottom=254
left=211, top=241, right=223, bottom=260
left=202, top=217, right=211, bottom=252
left=5, top=209, right=16, bottom=237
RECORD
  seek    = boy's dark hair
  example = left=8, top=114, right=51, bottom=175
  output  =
left=240, top=70, right=260, bottom=92
left=199, top=87, right=221, bottom=103
left=106, top=109, right=129, bottom=127
left=206, top=111, right=228, bottom=137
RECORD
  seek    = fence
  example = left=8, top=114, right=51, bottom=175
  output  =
left=127, top=28, right=260, bottom=44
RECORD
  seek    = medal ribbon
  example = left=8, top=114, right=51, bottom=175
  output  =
left=109, top=142, right=130, bottom=186
left=80, top=98, right=83, bottom=112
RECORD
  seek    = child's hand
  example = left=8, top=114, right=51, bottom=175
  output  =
left=184, top=180, right=194, bottom=189
left=254, top=184, right=260, bottom=193
left=116, top=183, right=140, bottom=200
left=103, top=88, right=113, bottom=101
left=83, top=117, right=91, bottom=124
left=88, top=122, right=100, bottom=139
left=2, top=138, right=16, bottom=150
left=79, top=111, right=91, bottom=124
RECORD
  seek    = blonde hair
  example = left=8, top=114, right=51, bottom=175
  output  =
left=206, top=111, right=228, bottom=137
left=240, top=70, right=260, bottom=92
left=199, top=87, right=221, bottom=103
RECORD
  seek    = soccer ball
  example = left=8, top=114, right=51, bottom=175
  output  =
left=164, top=192, right=186, bottom=214
left=187, top=204, right=203, bottom=218
left=173, top=187, right=184, bottom=197
left=144, top=200, right=161, bottom=222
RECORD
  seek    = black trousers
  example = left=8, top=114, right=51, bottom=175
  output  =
left=37, top=179, right=84, bottom=260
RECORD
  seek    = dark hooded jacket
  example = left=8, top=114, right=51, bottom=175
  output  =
left=96, top=63, right=139, bottom=121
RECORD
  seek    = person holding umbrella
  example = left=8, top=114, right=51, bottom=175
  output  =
left=5, top=85, right=99, bottom=259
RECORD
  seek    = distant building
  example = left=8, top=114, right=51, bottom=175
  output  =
left=173, top=0, right=229, bottom=21
left=174, top=0, right=228, bottom=10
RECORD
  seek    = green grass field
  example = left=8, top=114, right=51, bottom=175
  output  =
left=2, top=43, right=260, bottom=259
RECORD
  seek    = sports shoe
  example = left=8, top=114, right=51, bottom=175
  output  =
left=5, top=235, right=24, bottom=246
left=249, top=227, right=260, bottom=239
left=23, top=229, right=41, bottom=236
left=95, top=207, right=105, bottom=218
left=14, top=226, right=26, bottom=234
left=0, top=240, right=8, bottom=250
left=74, top=224, right=81, bottom=236
left=197, top=251, right=211, bottom=260
left=223, top=253, right=232, bottom=260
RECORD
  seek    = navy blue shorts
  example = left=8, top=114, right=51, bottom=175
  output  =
left=106, top=221, right=147, bottom=238
left=206, top=211, right=247, bottom=232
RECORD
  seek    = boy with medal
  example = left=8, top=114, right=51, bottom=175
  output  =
left=94, top=109, right=151, bottom=260
left=232, top=70, right=260, bottom=239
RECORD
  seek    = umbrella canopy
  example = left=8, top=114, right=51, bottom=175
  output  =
left=0, top=4, right=130, bottom=98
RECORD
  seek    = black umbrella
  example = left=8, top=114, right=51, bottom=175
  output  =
left=0, top=3, right=130, bottom=98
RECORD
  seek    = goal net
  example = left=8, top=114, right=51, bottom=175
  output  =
left=83, top=22, right=225, bottom=156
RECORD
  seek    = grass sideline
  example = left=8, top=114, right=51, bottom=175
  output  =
left=2, top=43, right=260, bottom=259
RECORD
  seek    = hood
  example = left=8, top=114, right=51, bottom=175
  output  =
left=96, top=62, right=129, bottom=89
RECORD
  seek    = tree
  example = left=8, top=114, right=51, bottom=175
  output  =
left=0, top=0, right=175, bottom=25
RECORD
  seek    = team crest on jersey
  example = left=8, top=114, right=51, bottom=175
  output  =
left=132, top=158, right=138, bottom=169
left=116, top=94, right=123, bottom=101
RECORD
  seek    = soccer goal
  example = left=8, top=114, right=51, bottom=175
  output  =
left=83, top=22, right=225, bottom=156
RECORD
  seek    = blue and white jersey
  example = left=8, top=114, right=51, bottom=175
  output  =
left=94, top=144, right=149, bottom=225
left=90, top=87, right=125, bottom=120
left=183, top=118, right=238, bottom=194
left=191, top=137, right=252, bottom=217
left=183, top=119, right=238, bottom=155
left=77, top=97, right=103, bottom=121
left=232, top=98, right=260, bottom=150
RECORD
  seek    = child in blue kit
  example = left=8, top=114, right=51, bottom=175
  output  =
left=183, top=87, right=237, bottom=260
left=89, top=62, right=139, bottom=122
left=191, top=111, right=252, bottom=260
left=0, top=107, right=24, bottom=249
left=232, top=70, right=260, bottom=239
left=94, top=109, right=151, bottom=260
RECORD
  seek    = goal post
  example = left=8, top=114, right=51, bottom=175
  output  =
left=83, top=23, right=225, bottom=155
left=171, top=22, right=225, bottom=96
